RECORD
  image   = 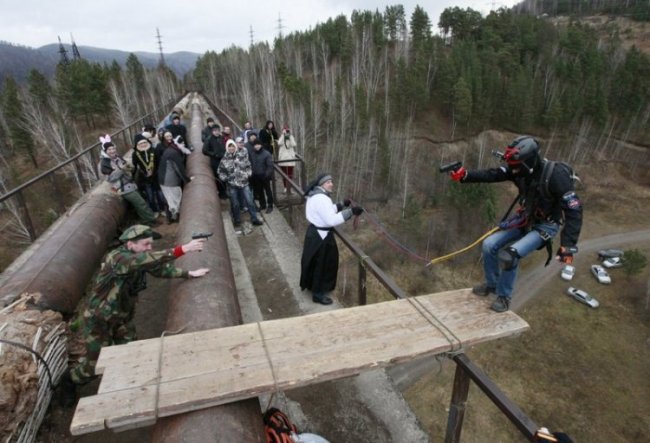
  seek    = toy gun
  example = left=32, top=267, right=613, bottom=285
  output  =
left=438, top=161, right=462, bottom=173
left=191, top=232, right=213, bottom=240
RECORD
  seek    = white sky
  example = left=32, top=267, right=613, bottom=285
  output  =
left=0, top=0, right=520, bottom=54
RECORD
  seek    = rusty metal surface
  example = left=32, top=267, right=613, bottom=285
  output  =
left=0, top=189, right=125, bottom=314
left=152, top=97, right=264, bottom=443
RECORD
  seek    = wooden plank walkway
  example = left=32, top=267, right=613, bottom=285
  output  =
left=70, top=289, right=529, bottom=435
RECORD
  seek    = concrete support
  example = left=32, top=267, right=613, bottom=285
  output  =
left=151, top=97, right=264, bottom=442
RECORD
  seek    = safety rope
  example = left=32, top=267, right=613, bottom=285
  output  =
left=405, top=296, right=464, bottom=354
left=257, top=321, right=284, bottom=413
left=426, top=227, right=500, bottom=267
left=352, top=199, right=499, bottom=267
left=154, top=325, right=186, bottom=420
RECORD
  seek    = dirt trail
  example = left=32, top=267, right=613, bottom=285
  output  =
left=512, top=229, right=650, bottom=310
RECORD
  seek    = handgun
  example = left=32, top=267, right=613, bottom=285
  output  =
left=492, top=150, right=505, bottom=160
left=191, top=232, right=213, bottom=240
left=438, top=161, right=462, bottom=173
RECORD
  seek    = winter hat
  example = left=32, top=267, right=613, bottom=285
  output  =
left=133, top=133, right=150, bottom=150
left=235, top=136, right=243, bottom=143
left=207, top=117, right=214, bottom=124
left=225, top=140, right=237, bottom=150
left=317, top=174, right=333, bottom=186
left=141, top=131, right=153, bottom=140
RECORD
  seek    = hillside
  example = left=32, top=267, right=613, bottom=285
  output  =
left=0, top=41, right=198, bottom=83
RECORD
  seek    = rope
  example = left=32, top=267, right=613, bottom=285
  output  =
left=350, top=199, right=498, bottom=267
left=257, top=321, right=282, bottom=413
left=0, top=339, right=56, bottom=390
left=426, top=227, right=500, bottom=267
left=404, top=297, right=464, bottom=354
left=154, top=325, right=186, bottom=420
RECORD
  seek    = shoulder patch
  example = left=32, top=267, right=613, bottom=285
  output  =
left=562, top=191, right=581, bottom=209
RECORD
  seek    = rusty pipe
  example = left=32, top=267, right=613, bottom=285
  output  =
left=0, top=189, right=126, bottom=314
left=151, top=97, right=264, bottom=442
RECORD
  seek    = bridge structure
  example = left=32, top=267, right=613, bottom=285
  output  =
left=0, top=93, right=545, bottom=442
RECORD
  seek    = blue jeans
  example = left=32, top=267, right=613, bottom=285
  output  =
left=482, top=222, right=559, bottom=299
left=228, top=185, right=260, bottom=224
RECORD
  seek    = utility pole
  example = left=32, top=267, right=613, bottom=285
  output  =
left=57, top=36, right=70, bottom=65
left=276, top=13, right=284, bottom=39
left=156, top=27, right=166, bottom=68
left=70, top=33, right=81, bottom=60
left=249, top=25, right=254, bottom=48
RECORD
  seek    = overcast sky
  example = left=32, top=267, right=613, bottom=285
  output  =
left=0, top=0, right=520, bottom=54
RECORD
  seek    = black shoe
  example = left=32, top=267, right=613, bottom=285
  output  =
left=491, top=296, right=510, bottom=313
left=312, top=295, right=333, bottom=305
left=252, top=220, right=263, bottom=226
left=472, top=283, right=496, bottom=297
left=57, top=370, right=78, bottom=408
left=266, top=207, right=273, bottom=214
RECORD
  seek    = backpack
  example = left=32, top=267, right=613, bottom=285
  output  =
left=263, top=408, right=298, bottom=443
left=538, top=160, right=579, bottom=199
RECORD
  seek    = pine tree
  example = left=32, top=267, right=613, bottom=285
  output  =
left=1, top=77, right=37, bottom=167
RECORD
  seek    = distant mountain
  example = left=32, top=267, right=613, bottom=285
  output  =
left=0, top=41, right=199, bottom=84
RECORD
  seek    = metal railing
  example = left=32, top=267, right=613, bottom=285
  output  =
left=0, top=96, right=182, bottom=242
left=200, top=93, right=543, bottom=442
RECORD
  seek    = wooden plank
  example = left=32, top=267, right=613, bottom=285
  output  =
left=71, top=289, right=528, bottom=435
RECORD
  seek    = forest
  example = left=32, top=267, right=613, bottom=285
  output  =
left=0, top=2, right=649, bottom=248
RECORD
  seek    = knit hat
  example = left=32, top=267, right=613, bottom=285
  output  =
left=318, top=174, right=333, bottom=186
left=133, top=133, right=150, bottom=150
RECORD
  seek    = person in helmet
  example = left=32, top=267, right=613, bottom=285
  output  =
left=449, top=136, right=582, bottom=312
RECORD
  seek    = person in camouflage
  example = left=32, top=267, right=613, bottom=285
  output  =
left=68, top=225, right=209, bottom=386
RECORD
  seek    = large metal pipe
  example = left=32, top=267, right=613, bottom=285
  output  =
left=151, top=97, right=265, bottom=442
left=0, top=188, right=125, bottom=314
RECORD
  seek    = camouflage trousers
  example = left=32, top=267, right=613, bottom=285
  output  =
left=69, top=309, right=136, bottom=385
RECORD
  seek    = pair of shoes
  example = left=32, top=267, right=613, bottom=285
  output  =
left=491, top=296, right=510, bottom=313
left=312, top=295, right=333, bottom=305
left=266, top=207, right=273, bottom=214
left=252, top=220, right=263, bottom=226
left=472, top=283, right=496, bottom=297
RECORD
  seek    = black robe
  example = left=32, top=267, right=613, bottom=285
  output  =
left=300, top=225, right=339, bottom=293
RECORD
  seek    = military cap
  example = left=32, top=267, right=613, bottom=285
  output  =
left=119, top=225, right=162, bottom=242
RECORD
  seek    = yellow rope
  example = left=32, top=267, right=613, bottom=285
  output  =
left=426, top=227, right=500, bottom=267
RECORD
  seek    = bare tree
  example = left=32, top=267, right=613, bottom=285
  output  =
left=0, top=156, right=32, bottom=245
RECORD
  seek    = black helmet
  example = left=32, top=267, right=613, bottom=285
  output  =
left=504, top=136, right=540, bottom=172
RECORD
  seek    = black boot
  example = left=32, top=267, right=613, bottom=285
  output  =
left=57, top=369, right=78, bottom=408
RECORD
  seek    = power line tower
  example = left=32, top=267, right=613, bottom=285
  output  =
left=70, top=33, right=82, bottom=60
left=57, top=36, right=70, bottom=65
left=249, top=25, right=254, bottom=48
left=276, top=13, right=284, bottom=39
left=156, top=28, right=166, bottom=68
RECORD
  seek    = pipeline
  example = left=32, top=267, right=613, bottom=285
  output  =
left=151, top=95, right=265, bottom=442
left=0, top=187, right=125, bottom=314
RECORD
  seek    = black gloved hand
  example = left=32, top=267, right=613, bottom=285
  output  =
left=343, top=198, right=352, bottom=207
left=351, top=206, right=364, bottom=216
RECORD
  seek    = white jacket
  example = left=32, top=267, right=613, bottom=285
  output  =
left=277, top=133, right=297, bottom=167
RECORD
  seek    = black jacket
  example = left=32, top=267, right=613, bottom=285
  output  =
left=202, top=135, right=225, bottom=172
left=250, top=147, right=274, bottom=179
left=165, top=123, right=187, bottom=143
left=463, top=160, right=582, bottom=248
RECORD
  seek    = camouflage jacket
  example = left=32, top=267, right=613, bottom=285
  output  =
left=218, top=149, right=252, bottom=188
left=86, top=246, right=188, bottom=320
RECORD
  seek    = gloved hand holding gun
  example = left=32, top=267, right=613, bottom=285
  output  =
left=439, top=161, right=466, bottom=182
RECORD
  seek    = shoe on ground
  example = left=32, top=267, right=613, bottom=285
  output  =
left=242, top=207, right=249, bottom=213
left=472, top=283, right=496, bottom=297
left=491, top=296, right=510, bottom=313
left=312, top=295, right=333, bottom=305
left=252, top=220, right=263, bottom=226
left=266, top=207, right=273, bottom=214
